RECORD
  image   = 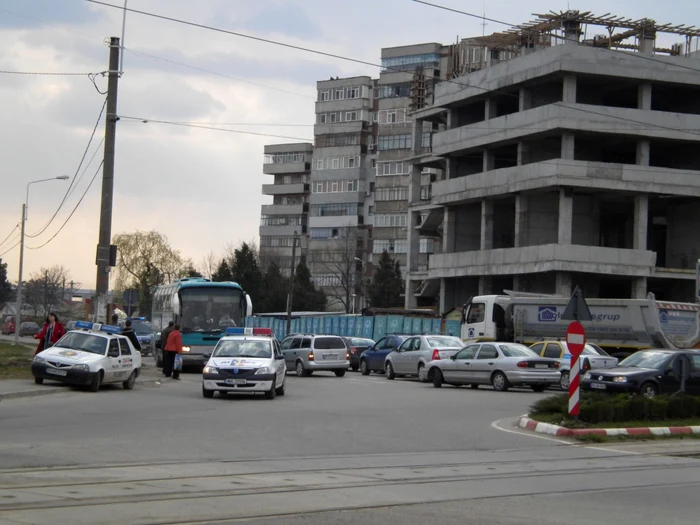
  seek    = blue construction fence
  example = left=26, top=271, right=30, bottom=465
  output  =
left=245, top=314, right=462, bottom=342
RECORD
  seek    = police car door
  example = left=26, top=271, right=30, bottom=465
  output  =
left=273, top=340, right=286, bottom=382
left=105, top=339, right=121, bottom=382
left=116, top=338, right=134, bottom=381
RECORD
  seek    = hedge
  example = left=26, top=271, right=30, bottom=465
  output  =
left=530, top=392, right=700, bottom=425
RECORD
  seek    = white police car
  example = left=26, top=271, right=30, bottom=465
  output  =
left=31, top=321, right=142, bottom=392
left=202, top=327, right=286, bottom=399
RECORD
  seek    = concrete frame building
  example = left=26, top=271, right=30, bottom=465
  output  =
left=405, top=12, right=700, bottom=312
left=260, top=143, right=313, bottom=275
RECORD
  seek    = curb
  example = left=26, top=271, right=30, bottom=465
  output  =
left=0, top=378, right=164, bottom=401
left=518, top=416, right=700, bottom=438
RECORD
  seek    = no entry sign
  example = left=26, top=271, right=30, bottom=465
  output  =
left=566, top=321, right=586, bottom=356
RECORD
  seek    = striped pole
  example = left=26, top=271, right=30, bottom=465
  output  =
left=568, top=354, right=580, bottom=417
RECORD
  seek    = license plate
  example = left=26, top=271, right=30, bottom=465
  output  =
left=46, top=368, right=67, bottom=377
left=324, top=354, right=338, bottom=360
left=591, top=383, right=606, bottom=390
left=225, top=379, right=246, bottom=385
left=534, top=364, right=548, bottom=369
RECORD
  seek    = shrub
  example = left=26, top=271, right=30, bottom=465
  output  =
left=529, top=392, right=700, bottom=425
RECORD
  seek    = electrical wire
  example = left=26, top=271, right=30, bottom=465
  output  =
left=0, top=225, right=19, bottom=250
left=119, top=118, right=313, bottom=127
left=67, top=137, right=105, bottom=201
left=26, top=97, right=107, bottom=239
left=118, top=116, right=313, bottom=141
left=0, top=240, right=20, bottom=258
left=0, top=70, right=100, bottom=76
left=27, top=160, right=104, bottom=251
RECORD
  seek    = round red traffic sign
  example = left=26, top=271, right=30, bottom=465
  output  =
left=565, top=321, right=586, bottom=357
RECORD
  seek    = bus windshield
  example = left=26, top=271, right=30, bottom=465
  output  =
left=180, top=287, right=243, bottom=334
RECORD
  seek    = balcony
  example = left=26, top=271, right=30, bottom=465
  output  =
left=261, top=204, right=305, bottom=215
left=428, top=244, right=657, bottom=279
left=262, top=183, right=309, bottom=196
left=263, top=162, right=311, bottom=175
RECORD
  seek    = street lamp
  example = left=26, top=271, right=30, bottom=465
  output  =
left=14, top=176, right=70, bottom=344
left=353, top=257, right=365, bottom=314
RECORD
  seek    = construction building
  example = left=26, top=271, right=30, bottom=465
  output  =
left=405, top=11, right=700, bottom=312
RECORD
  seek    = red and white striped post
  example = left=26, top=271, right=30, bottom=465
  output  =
left=565, top=321, right=586, bottom=419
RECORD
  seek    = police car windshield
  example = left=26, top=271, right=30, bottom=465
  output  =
left=131, top=322, right=151, bottom=335
left=213, top=340, right=271, bottom=359
left=54, top=332, right=108, bottom=355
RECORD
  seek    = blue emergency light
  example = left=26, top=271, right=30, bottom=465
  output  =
left=100, top=324, right=121, bottom=334
left=73, top=321, right=120, bottom=334
left=225, top=327, right=246, bottom=335
left=75, top=321, right=93, bottom=331
left=224, top=327, right=273, bottom=336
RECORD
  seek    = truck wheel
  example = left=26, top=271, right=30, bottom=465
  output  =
left=122, top=370, right=137, bottom=390
left=559, top=372, right=570, bottom=391
left=89, top=371, right=103, bottom=393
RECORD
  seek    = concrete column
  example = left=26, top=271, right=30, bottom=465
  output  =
left=638, top=82, right=652, bottom=110
left=632, top=277, right=648, bottom=299
left=485, top=98, right=497, bottom=120
left=440, top=278, right=455, bottom=314
left=404, top=279, right=418, bottom=309
left=406, top=209, right=421, bottom=272
left=513, top=275, right=523, bottom=292
left=519, top=87, right=532, bottom=112
left=410, top=118, right=424, bottom=155
left=478, top=276, right=492, bottom=295
left=446, top=109, right=454, bottom=130
left=446, top=157, right=458, bottom=180
left=636, top=140, right=650, bottom=166
left=563, top=74, right=577, bottom=103
left=561, top=132, right=575, bottom=160
left=558, top=189, right=573, bottom=245
left=517, top=141, right=530, bottom=165
left=443, top=207, right=456, bottom=253
left=556, top=272, right=572, bottom=296
left=407, top=164, right=422, bottom=205
left=515, top=193, right=528, bottom=247
left=634, top=195, right=649, bottom=251
left=483, top=150, right=495, bottom=171
left=481, top=200, right=494, bottom=251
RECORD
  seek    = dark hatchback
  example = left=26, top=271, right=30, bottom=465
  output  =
left=342, top=337, right=375, bottom=371
left=581, top=350, right=700, bottom=398
left=359, top=335, right=409, bottom=375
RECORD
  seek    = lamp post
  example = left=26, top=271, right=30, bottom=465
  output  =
left=353, top=256, right=365, bottom=314
left=14, top=176, right=70, bottom=344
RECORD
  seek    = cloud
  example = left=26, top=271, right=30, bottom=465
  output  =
left=241, top=2, right=322, bottom=39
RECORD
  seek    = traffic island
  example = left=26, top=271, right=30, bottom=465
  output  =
left=522, top=392, right=700, bottom=441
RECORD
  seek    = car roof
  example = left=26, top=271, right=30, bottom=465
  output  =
left=67, top=330, right=125, bottom=340
left=218, top=335, right=273, bottom=342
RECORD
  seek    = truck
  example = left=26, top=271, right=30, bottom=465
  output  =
left=461, top=291, right=700, bottom=357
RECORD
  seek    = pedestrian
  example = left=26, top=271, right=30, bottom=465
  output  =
left=163, top=323, right=183, bottom=380
left=34, top=312, right=66, bottom=355
left=121, top=319, right=142, bottom=352
left=160, top=320, right=174, bottom=350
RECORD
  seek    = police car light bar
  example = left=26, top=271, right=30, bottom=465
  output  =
left=74, top=321, right=121, bottom=334
left=224, top=327, right=273, bottom=337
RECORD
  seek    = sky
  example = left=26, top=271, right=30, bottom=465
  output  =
left=1, top=0, right=698, bottom=290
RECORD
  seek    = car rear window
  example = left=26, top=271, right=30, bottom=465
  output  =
left=499, top=344, right=537, bottom=357
left=426, top=336, right=463, bottom=347
left=314, top=337, right=346, bottom=350
left=350, top=338, right=374, bottom=346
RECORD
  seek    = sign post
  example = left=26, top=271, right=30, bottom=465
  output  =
left=566, top=321, right=586, bottom=419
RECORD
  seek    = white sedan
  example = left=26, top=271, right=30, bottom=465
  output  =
left=31, top=322, right=142, bottom=392
left=384, top=335, right=464, bottom=381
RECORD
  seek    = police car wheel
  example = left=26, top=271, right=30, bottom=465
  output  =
left=202, top=386, right=214, bottom=398
left=34, top=377, right=43, bottom=385
left=122, top=371, right=137, bottom=390
left=89, top=371, right=102, bottom=393
left=275, top=382, right=286, bottom=396
left=265, top=380, right=277, bottom=400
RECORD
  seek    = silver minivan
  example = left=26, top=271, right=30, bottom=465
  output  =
left=280, top=335, right=349, bottom=377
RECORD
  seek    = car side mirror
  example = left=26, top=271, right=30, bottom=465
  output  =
left=108, top=350, right=119, bottom=358
left=276, top=354, right=284, bottom=360
left=450, top=355, right=457, bottom=360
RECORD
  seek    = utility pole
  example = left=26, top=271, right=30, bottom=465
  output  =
left=13, top=204, right=26, bottom=344
left=95, top=36, right=121, bottom=322
left=285, top=231, right=298, bottom=335
left=43, top=270, right=48, bottom=315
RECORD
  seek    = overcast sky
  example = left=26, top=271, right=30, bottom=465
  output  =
left=1, top=0, right=698, bottom=289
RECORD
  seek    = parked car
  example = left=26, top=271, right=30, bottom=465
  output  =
left=359, top=335, right=409, bottom=375
left=529, top=341, right=618, bottom=390
left=1, top=315, right=16, bottom=335
left=280, top=334, right=349, bottom=377
left=343, top=337, right=375, bottom=371
left=426, top=342, right=561, bottom=392
left=384, top=335, right=464, bottom=381
left=19, top=321, right=41, bottom=337
left=582, top=349, right=700, bottom=398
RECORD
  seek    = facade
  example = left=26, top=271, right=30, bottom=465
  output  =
left=259, top=143, right=313, bottom=275
left=405, top=12, right=700, bottom=312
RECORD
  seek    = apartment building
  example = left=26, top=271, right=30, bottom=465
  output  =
left=259, top=143, right=313, bottom=275
left=404, top=12, right=700, bottom=311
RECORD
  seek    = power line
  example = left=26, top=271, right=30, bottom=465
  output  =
left=27, top=160, right=104, bottom=251
left=118, top=116, right=313, bottom=141
left=0, top=225, right=19, bottom=250
left=26, top=97, right=107, bottom=239
left=0, top=240, right=20, bottom=258
left=0, top=70, right=100, bottom=76
left=67, top=137, right=105, bottom=200
left=119, top=118, right=313, bottom=127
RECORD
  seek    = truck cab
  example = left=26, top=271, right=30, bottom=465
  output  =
left=461, top=296, right=508, bottom=342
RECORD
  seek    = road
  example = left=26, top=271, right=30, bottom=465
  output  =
left=1, top=363, right=699, bottom=524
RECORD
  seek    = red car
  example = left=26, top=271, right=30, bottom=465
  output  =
left=1, top=316, right=16, bottom=335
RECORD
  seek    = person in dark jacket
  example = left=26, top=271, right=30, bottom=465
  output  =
left=121, top=319, right=142, bottom=352
left=159, top=321, right=175, bottom=375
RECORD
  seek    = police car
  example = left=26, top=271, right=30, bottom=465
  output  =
left=202, top=327, right=286, bottom=399
left=31, top=321, right=142, bottom=392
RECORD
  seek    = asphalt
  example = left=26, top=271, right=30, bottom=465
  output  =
left=1, top=364, right=699, bottom=524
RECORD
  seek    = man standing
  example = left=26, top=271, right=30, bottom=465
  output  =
left=159, top=321, right=175, bottom=376
left=121, top=320, right=142, bottom=353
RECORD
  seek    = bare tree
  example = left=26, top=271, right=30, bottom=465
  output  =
left=317, top=230, right=362, bottom=314
left=200, top=251, right=218, bottom=279
left=24, top=265, right=75, bottom=317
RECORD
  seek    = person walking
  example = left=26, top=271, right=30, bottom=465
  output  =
left=34, top=312, right=66, bottom=355
left=121, top=319, right=142, bottom=352
left=163, top=323, right=183, bottom=380
left=160, top=321, right=174, bottom=351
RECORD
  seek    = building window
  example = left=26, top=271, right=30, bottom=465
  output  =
left=378, top=109, right=410, bottom=125
left=378, top=82, right=412, bottom=99
left=347, top=157, right=356, bottom=168
left=311, top=274, right=343, bottom=287
left=345, top=111, right=357, bottom=121
left=310, top=227, right=353, bottom=240
left=313, top=156, right=361, bottom=171
left=311, top=180, right=361, bottom=194
left=310, top=203, right=359, bottom=217
left=375, top=214, right=407, bottom=228
left=264, top=152, right=307, bottom=164
left=377, top=161, right=410, bottom=176
left=375, top=187, right=408, bottom=201
left=371, top=159, right=376, bottom=168
left=319, top=113, right=327, bottom=124
left=420, top=185, right=431, bottom=200
left=372, top=239, right=406, bottom=254
left=260, top=236, right=297, bottom=248
left=420, top=238, right=435, bottom=254
left=319, top=90, right=330, bottom=101
left=381, top=53, right=441, bottom=72
left=315, top=133, right=362, bottom=148
left=331, top=181, right=339, bottom=192
left=377, top=134, right=412, bottom=151
left=260, top=215, right=303, bottom=227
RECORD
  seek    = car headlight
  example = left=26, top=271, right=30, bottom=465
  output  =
left=182, top=346, right=191, bottom=353
left=73, top=364, right=90, bottom=372
left=255, top=366, right=274, bottom=375
left=613, top=376, right=628, bottom=383
left=203, top=366, right=218, bottom=375
left=33, top=356, right=46, bottom=365
left=583, top=372, right=592, bottom=380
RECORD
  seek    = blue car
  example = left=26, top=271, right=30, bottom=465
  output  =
left=359, top=335, right=409, bottom=375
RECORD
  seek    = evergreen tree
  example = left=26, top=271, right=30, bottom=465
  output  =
left=259, top=262, right=288, bottom=313
left=0, top=259, right=12, bottom=304
left=292, top=260, right=326, bottom=311
left=212, top=259, right=233, bottom=282
left=230, top=243, right=263, bottom=308
left=367, top=251, right=403, bottom=308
